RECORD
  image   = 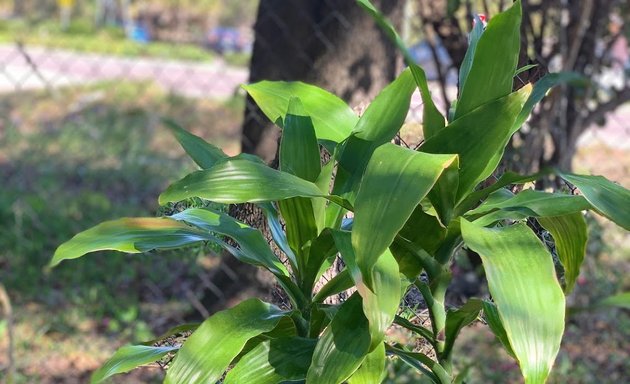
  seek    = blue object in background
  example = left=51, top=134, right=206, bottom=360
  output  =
left=128, top=23, right=150, bottom=44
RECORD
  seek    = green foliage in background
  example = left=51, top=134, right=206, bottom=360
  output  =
left=50, top=1, right=630, bottom=383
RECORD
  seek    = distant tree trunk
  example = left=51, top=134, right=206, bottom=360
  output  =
left=197, top=0, right=404, bottom=315
left=12, top=0, right=25, bottom=17
left=242, top=0, right=404, bottom=162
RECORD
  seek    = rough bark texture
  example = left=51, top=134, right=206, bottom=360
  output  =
left=198, top=0, right=404, bottom=314
left=242, top=0, right=404, bottom=162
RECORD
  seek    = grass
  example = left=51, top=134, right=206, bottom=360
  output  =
left=0, top=18, right=217, bottom=62
left=0, top=81, right=243, bottom=382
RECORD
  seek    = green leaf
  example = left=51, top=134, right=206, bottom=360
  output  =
left=355, top=0, right=414, bottom=64
left=165, top=299, right=290, bottom=384
left=511, top=72, right=586, bottom=134
left=303, top=229, right=339, bottom=296
left=443, top=299, right=483, bottom=358
left=461, top=219, right=565, bottom=384
left=420, top=86, right=531, bottom=202
left=353, top=68, right=416, bottom=145
left=243, top=81, right=357, bottom=143
left=163, top=118, right=228, bottom=169
left=352, top=143, right=457, bottom=287
left=224, top=337, right=317, bottom=384
left=559, top=173, right=630, bottom=230
left=386, top=345, right=450, bottom=384
left=307, top=293, right=371, bottom=384
left=409, top=63, right=446, bottom=141
left=279, top=198, right=318, bottom=272
left=455, top=0, right=522, bottom=119
left=159, top=159, right=351, bottom=210
left=280, top=97, right=321, bottom=182
left=393, top=315, right=434, bottom=344
left=348, top=342, right=386, bottom=384
left=470, top=190, right=592, bottom=226
left=260, top=202, right=298, bottom=270
left=141, top=323, right=199, bottom=346
left=334, top=230, right=402, bottom=350
left=169, top=208, right=287, bottom=276
left=312, top=269, right=354, bottom=303
left=458, top=14, right=485, bottom=98
left=538, top=213, right=588, bottom=294
left=596, top=292, right=630, bottom=309
left=482, top=300, right=516, bottom=358
left=50, top=218, right=209, bottom=267
left=91, top=345, right=177, bottom=384
left=514, top=64, right=539, bottom=77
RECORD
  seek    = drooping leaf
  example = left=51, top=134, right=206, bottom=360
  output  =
left=443, top=299, right=483, bottom=358
left=455, top=0, right=522, bottom=119
left=165, top=299, right=290, bottom=384
left=386, top=345, right=451, bottom=384
left=50, top=218, right=210, bottom=267
left=409, top=63, right=445, bottom=139
left=169, top=208, right=287, bottom=276
left=420, top=86, right=531, bottom=202
left=243, top=81, right=357, bottom=143
left=461, top=219, right=565, bottom=384
left=260, top=202, right=298, bottom=271
left=538, top=213, right=588, bottom=294
left=393, top=315, right=434, bottom=344
left=224, top=337, right=317, bottom=384
left=348, top=342, right=386, bottom=384
left=159, top=159, right=351, bottom=210
left=482, top=300, right=516, bottom=358
left=559, top=172, right=630, bottom=230
left=355, top=0, right=414, bottom=64
left=163, top=118, right=228, bottom=169
left=352, top=143, right=457, bottom=287
left=91, top=345, right=177, bottom=384
left=511, top=72, right=586, bottom=134
left=595, top=292, right=630, bottom=309
left=470, top=190, right=592, bottom=226
left=334, top=230, right=401, bottom=350
left=307, top=293, right=371, bottom=384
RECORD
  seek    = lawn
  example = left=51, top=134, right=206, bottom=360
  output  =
left=0, top=81, right=243, bottom=382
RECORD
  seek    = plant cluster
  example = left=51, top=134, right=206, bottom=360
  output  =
left=51, top=1, right=629, bottom=383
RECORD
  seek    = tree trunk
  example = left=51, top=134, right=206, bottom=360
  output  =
left=197, top=0, right=404, bottom=316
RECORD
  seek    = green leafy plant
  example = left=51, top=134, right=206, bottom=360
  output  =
left=51, top=1, right=629, bottom=383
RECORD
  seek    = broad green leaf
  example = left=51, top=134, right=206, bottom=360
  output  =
left=443, top=299, right=483, bottom=358
left=355, top=0, right=414, bottom=64
left=348, top=342, right=386, bottom=384
left=455, top=0, right=522, bottom=118
left=307, top=293, right=371, bottom=384
left=224, top=337, right=317, bottom=384
left=91, top=345, right=177, bottom=384
left=559, top=173, right=630, bottom=230
left=409, top=63, right=445, bottom=139
left=458, top=14, right=485, bottom=98
left=314, top=158, right=335, bottom=231
left=159, top=159, right=351, bottom=210
left=279, top=197, right=318, bottom=272
left=393, top=315, right=434, bottom=344
left=511, top=72, right=586, bottom=134
left=395, top=206, right=447, bottom=271
left=243, top=81, right=357, bottom=143
left=280, top=97, right=321, bottom=182
left=538, top=213, right=588, bottom=294
left=353, top=68, right=415, bottom=145
left=165, top=299, right=289, bottom=384
left=482, top=300, right=516, bottom=358
left=352, top=143, right=457, bottom=287
left=50, top=218, right=209, bottom=267
left=461, top=219, right=565, bottom=384
left=334, top=230, right=401, bottom=349
left=141, top=323, right=199, bottom=346
left=163, top=118, right=227, bottom=169
left=169, top=208, right=287, bottom=276
left=312, top=269, right=354, bottom=303
left=596, top=292, right=630, bottom=309
left=420, top=86, right=531, bottom=202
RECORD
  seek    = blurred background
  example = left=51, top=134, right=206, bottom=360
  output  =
left=0, top=0, right=628, bottom=382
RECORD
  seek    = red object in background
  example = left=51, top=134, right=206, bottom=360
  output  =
left=473, top=14, right=488, bottom=28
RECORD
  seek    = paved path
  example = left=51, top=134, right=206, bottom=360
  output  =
left=0, top=44, right=248, bottom=99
